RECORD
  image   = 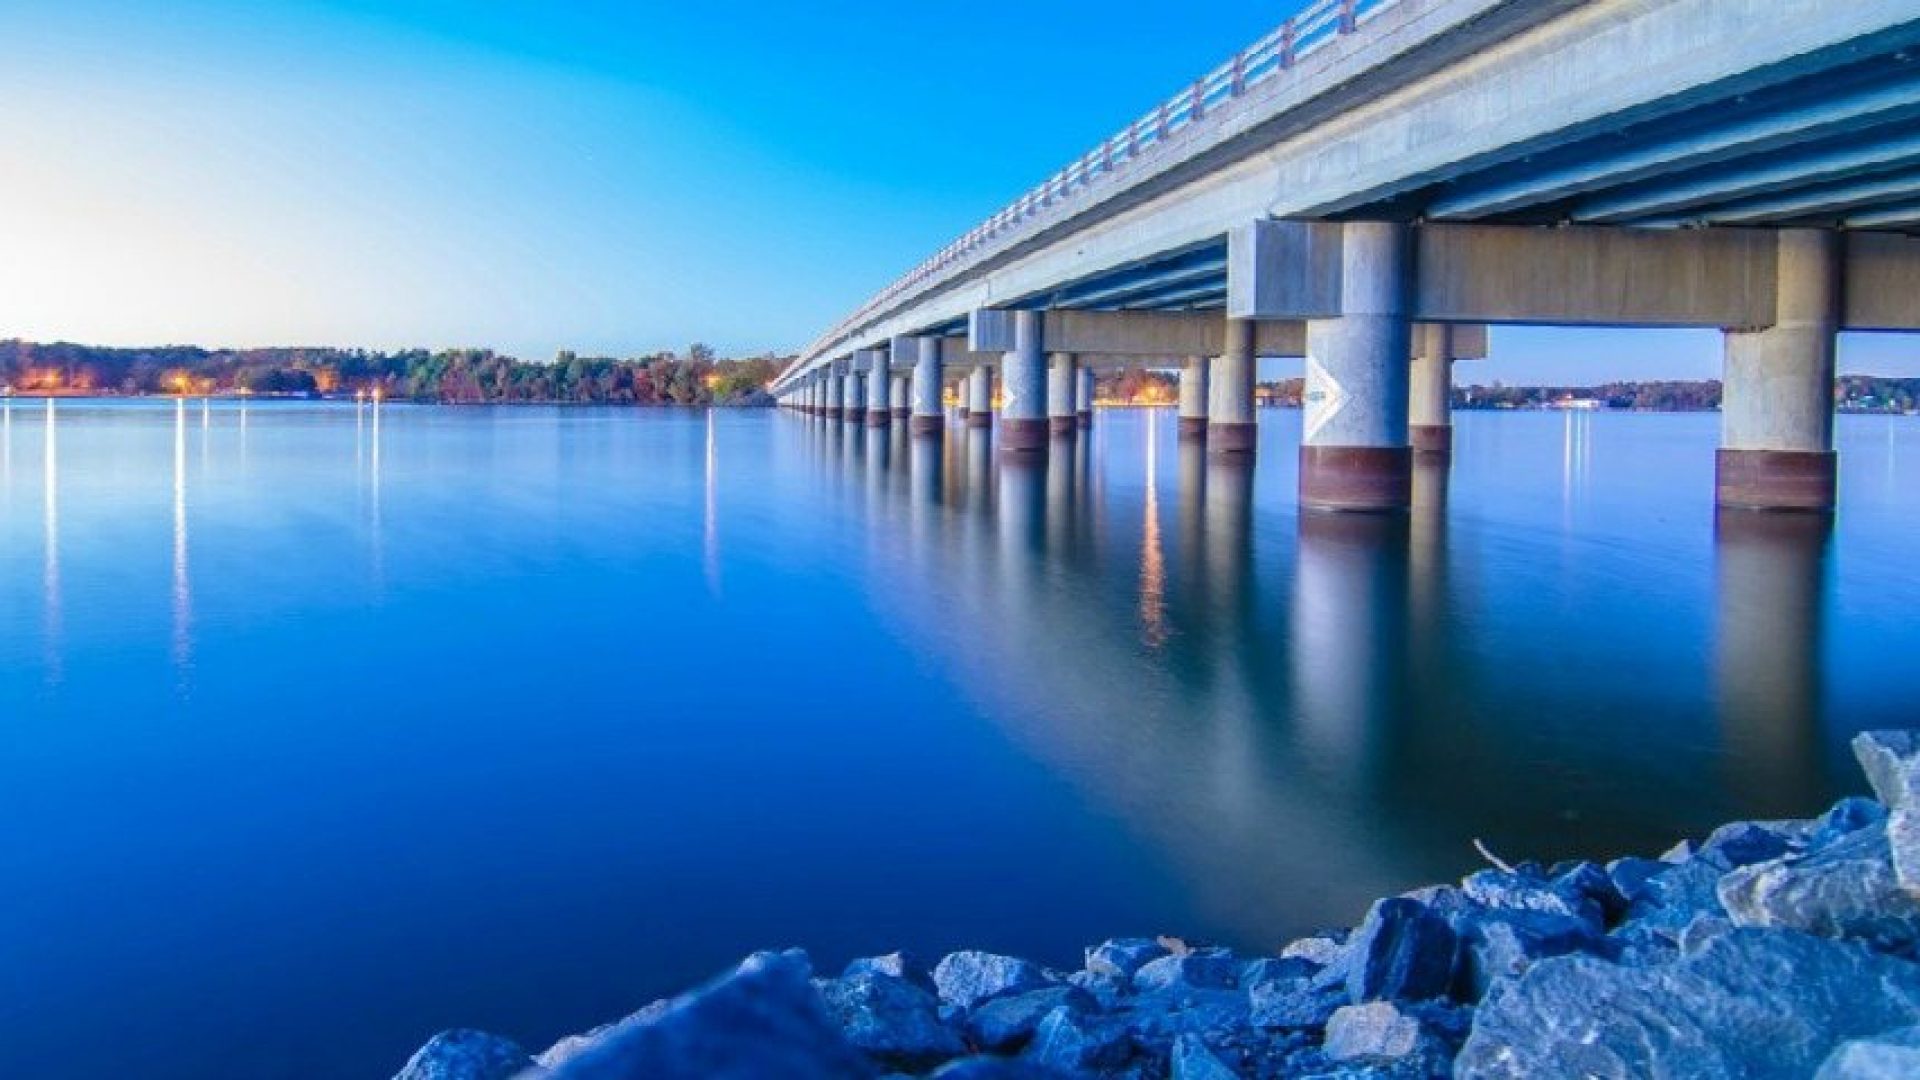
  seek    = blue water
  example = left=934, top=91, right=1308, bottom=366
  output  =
left=2, top=398, right=1915, bottom=1078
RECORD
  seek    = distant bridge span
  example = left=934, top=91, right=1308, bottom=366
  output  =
left=775, top=0, right=1920, bottom=513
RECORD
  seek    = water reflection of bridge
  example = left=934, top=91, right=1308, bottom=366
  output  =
left=790, top=415, right=1834, bottom=944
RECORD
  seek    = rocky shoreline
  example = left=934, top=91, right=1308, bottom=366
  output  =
left=395, top=731, right=1920, bottom=1079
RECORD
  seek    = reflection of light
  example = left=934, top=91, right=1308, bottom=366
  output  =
left=704, top=410, right=720, bottom=594
left=1139, top=409, right=1167, bottom=649
left=173, top=399, right=192, bottom=686
left=43, top=398, right=61, bottom=684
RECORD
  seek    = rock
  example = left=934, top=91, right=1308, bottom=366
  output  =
left=1239, top=957, right=1314, bottom=987
left=1624, top=856, right=1728, bottom=939
left=535, top=1022, right=621, bottom=1070
left=1718, top=823, right=1920, bottom=954
left=928, top=1057, right=1059, bottom=1079
left=1065, top=969, right=1129, bottom=1010
left=1698, top=820, right=1799, bottom=871
left=1281, top=932, right=1347, bottom=967
left=1605, top=856, right=1669, bottom=909
left=1123, top=988, right=1250, bottom=1060
left=393, top=1030, right=541, bottom=1080
left=931, top=951, right=1055, bottom=1010
left=1461, top=870, right=1603, bottom=926
left=1025, top=1006, right=1133, bottom=1072
left=1550, top=861, right=1627, bottom=923
left=1342, top=898, right=1458, bottom=1003
left=815, top=971, right=966, bottom=1071
left=1085, top=937, right=1171, bottom=980
left=1817, top=1025, right=1920, bottom=1079
left=545, top=951, right=876, bottom=1079
left=1854, top=731, right=1920, bottom=809
left=1171, top=1033, right=1242, bottom=1079
left=1813, top=798, right=1889, bottom=850
left=1455, top=929, right=1920, bottom=1079
left=966, top=986, right=1098, bottom=1053
left=845, top=952, right=934, bottom=992
left=1248, top=975, right=1346, bottom=1031
left=1323, top=1002, right=1422, bottom=1063
left=1662, top=838, right=1698, bottom=863
left=1451, top=909, right=1609, bottom=1001
left=1133, top=950, right=1239, bottom=993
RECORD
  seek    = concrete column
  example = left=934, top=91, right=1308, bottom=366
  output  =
left=1302, top=222, right=1414, bottom=512
left=827, top=364, right=846, bottom=420
left=1001, top=311, right=1048, bottom=454
left=1718, top=229, right=1840, bottom=512
left=842, top=368, right=864, bottom=424
left=890, top=372, right=909, bottom=420
left=1047, top=352, right=1078, bottom=436
left=1076, top=365, right=1094, bottom=428
left=1178, top=355, right=1209, bottom=440
left=966, top=366, right=993, bottom=428
left=1410, top=324, right=1454, bottom=458
left=911, top=337, right=944, bottom=434
left=1207, top=320, right=1257, bottom=457
left=862, top=349, right=890, bottom=427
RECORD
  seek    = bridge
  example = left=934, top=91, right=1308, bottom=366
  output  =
left=771, top=0, right=1920, bottom=513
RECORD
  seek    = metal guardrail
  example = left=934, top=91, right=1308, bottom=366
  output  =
left=788, top=0, right=1401, bottom=382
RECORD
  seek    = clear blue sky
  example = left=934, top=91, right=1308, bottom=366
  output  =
left=0, top=0, right=1913, bottom=382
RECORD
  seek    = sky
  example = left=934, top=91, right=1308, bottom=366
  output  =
left=0, top=0, right=1913, bottom=383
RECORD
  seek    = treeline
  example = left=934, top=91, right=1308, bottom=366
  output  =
left=1457, top=377, right=1920, bottom=413
left=0, top=340, right=784, bottom=406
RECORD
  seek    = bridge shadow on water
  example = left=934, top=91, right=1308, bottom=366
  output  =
left=791, top=408, right=1842, bottom=944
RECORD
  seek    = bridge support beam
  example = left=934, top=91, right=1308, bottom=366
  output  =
left=909, top=337, right=944, bottom=434
left=1048, top=353, right=1078, bottom=436
left=1002, top=311, right=1048, bottom=455
left=1076, top=364, right=1094, bottom=429
left=1718, top=229, right=1840, bottom=513
left=1208, top=319, right=1257, bottom=458
left=1178, top=355, right=1209, bottom=440
left=864, top=349, right=891, bottom=427
left=966, top=365, right=993, bottom=428
left=1302, top=222, right=1413, bottom=512
left=1410, top=324, right=1454, bottom=459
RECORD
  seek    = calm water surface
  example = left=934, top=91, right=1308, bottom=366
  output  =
left=2, top=398, right=1916, bottom=1078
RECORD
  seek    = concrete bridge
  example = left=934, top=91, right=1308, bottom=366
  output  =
left=772, top=0, right=1920, bottom=513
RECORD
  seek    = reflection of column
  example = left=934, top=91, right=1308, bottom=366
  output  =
left=1714, top=510, right=1830, bottom=816
left=1045, top=433, right=1079, bottom=554
left=1290, top=513, right=1411, bottom=783
left=1202, top=456, right=1255, bottom=620
left=998, top=455, right=1046, bottom=562
left=911, top=433, right=943, bottom=506
left=965, top=424, right=993, bottom=515
left=866, top=425, right=891, bottom=514
left=1176, top=432, right=1208, bottom=597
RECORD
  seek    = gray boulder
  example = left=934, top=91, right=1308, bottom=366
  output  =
left=967, top=985, right=1098, bottom=1053
left=545, top=951, right=876, bottom=1079
left=815, top=971, right=966, bottom=1071
left=1456, top=929, right=1920, bottom=1079
left=1698, top=820, right=1799, bottom=871
left=1281, top=932, right=1347, bottom=967
left=1813, top=797, right=1888, bottom=850
left=393, top=1030, right=540, bottom=1080
left=1624, top=856, right=1729, bottom=939
left=1248, top=974, right=1346, bottom=1031
left=1461, top=870, right=1603, bottom=926
left=1719, top=824, right=1920, bottom=954
left=1855, top=732, right=1920, bottom=896
left=844, top=951, right=934, bottom=992
left=1342, top=898, right=1458, bottom=1003
left=1133, top=950, right=1239, bottom=994
left=1025, top=1005, right=1133, bottom=1072
left=1451, top=909, right=1610, bottom=1000
left=1085, top=937, right=1170, bottom=980
left=1323, top=1002, right=1423, bottom=1063
left=1170, top=1033, right=1241, bottom=1079
left=1817, top=1024, right=1920, bottom=1079
left=932, top=951, right=1056, bottom=1010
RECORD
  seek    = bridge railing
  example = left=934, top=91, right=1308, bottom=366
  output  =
left=790, top=0, right=1401, bottom=380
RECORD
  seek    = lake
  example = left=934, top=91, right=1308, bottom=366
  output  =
left=1, top=398, right=1913, bottom=1078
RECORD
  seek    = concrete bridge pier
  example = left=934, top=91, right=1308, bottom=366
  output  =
left=966, top=366, right=994, bottom=428
left=1178, top=356, right=1209, bottom=440
left=1048, top=353, right=1079, bottom=436
left=1717, top=229, right=1840, bottom=513
left=1207, top=321, right=1257, bottom=457
left=890, top=372, right=910, bottom=421
left=1076, top=365, right=1094, bottom=429
left=1302, top=222, right=1413, bottom=512
left=910, top=337, right=944, bottom=435
left=827, top=362, right=847, bottom=421
left=1001, top=311, right=1048, bottom=455
left=1410, top=324, right=1454, bottom=459
left=864, top=349, right=892, bottom=427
